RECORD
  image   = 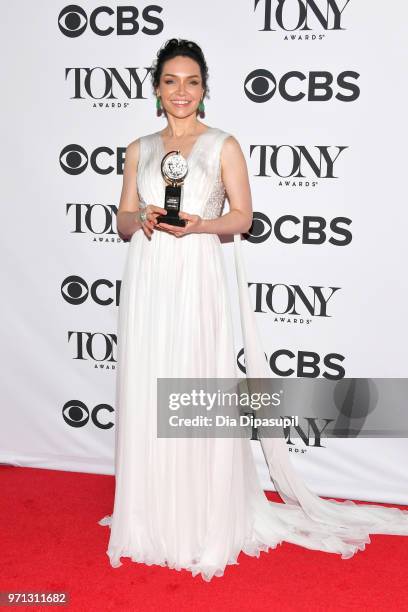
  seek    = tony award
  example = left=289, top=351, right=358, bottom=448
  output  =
left=157, top=150, right=188, bottom=227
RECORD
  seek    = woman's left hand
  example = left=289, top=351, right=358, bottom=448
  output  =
left=156, top=212, right=204, bottom=237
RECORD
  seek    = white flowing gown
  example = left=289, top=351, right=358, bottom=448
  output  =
left=98, top=126, right=408, bottom=581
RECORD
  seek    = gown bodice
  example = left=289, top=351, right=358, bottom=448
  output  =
left=136, top=126, right=230, bottom=220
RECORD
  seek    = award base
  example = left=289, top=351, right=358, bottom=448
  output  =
left=157, top=214, right=186, bottom=227
left=157, top=185, right=187, bottom=227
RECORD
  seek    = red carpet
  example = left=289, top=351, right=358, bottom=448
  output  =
left=1, top=464, right=407, bottom=611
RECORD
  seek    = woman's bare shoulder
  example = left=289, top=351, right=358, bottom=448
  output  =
left=220, top=132, right=244, bottom=162
left=126, top=130, right=158, bottom=157
left=126, top=137, right=140, bottom=155
left=223, top=133, right=240, bottom=148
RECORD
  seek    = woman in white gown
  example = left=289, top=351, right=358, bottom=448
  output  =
left=98, top=38, right=408, bottom=581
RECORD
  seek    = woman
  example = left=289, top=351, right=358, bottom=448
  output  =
left=99, top=38, right=408, bottom=581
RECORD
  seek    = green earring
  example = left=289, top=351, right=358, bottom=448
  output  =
left=156, top=95, right=162, bottom=116
left=198, top=99, right=205, bottom=118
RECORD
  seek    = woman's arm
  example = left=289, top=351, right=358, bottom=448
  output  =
left=199, top=135, right=253, bottom=235
left=116, top=139, right=143, bottom=240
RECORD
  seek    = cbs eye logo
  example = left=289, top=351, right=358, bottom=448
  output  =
left=60, top=144, right=88, bottom=175
left=63, top=399, right=114, bottom=429
left=61, top=276, right=89, bottom=304
left=237, top=347, right=269, bottom=376
left=58, top=4, right=164, bottom=37
left=244, top=212, right=272, bottom=243
left=244, top=69, right=360, bottom=102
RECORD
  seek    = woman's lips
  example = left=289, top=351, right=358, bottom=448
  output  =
left=171, top=100, right=191, bottom=106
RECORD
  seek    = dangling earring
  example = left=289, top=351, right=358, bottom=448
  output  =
left=156, top=95, right=163, bottom=117
left=198, top=98, right=205, bottom=119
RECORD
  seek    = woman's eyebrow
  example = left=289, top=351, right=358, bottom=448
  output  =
left=162, top=73, right=200, bottom=78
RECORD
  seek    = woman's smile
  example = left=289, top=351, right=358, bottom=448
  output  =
left=171, top=99, right=192, bottom=106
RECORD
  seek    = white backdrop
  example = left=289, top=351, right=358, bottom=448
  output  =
left=2, top=1, right=407, bottom=503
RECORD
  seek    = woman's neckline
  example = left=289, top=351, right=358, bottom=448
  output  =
left=157, top=125, right=213, bottom=161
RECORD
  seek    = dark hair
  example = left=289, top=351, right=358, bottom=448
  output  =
left=150, top=38, right=210, bottom=99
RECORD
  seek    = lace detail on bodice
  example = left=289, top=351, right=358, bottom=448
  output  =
left=202, top=165, right=226, bottom=220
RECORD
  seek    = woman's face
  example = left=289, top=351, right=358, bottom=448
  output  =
left=156, top=55, right=204, bottom=119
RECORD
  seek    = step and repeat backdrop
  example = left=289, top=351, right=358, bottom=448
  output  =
left=2, top=2, right=408, bottom=503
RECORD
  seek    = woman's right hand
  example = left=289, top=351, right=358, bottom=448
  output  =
left=138, top=204, right=168, bottom=239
